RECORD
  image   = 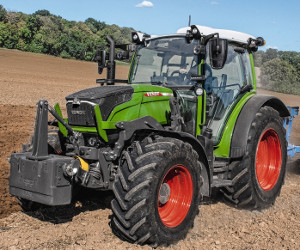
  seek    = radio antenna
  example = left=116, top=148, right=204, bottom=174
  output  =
left=188, top=15, right=191, bottom=26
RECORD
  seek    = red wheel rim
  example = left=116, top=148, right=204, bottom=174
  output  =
left=256, top=128, right=282, bottom=191
left=158, top=164, right=193, bottom=228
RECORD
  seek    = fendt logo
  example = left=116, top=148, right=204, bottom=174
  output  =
left=144, top=92, right=173, bottom=97
left=71, top=110, right=86, bottom=115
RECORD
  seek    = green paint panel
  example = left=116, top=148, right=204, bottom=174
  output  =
left=107, top=85, right=172, bottom=124
left=196, top=95, right=203, bottom=136
left=71, top=126, right=98, bottom=133
left=250, top=53, right=257, bottom=90
left=108, top=92, right=143, bottom=122
left=54, top=103, right=68, bottom=137
left=139, top=100, right=170, bottom=125
left=100, top=122, right=116, bottom=129
left=213, top=92, right=255, bottom=157
left=94, top=105, right=108, bottom=142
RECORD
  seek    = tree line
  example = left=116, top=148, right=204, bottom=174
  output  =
left=254, top=48, right=300, bottom=95
left=0, top=6, right=135, bottom=61
left=1, top=5, right=299, bottom=95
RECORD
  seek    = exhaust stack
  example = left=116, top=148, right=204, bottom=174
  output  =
left=106, top=35, right=116, bottom=85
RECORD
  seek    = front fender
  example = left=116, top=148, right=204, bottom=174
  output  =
left=113, top=116, right=212, bottom=196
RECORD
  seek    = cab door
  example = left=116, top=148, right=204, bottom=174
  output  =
left=204, top=45, right=254, bottom=144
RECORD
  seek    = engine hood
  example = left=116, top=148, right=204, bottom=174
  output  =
left=66, top=85, right=134, bottom=122
left=65, top=85, right=134, bottom=103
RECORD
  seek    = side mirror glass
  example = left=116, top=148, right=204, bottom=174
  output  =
left=96, top=50, right=106, bottom=74
left=209, top=38, right=228, bottom=69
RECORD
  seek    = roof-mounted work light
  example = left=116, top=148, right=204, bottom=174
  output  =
left=131, top=32, right=148, bottom=44
left=247, top=37, right=265, bottom=51
left=186, top=25, right=201, bottom=42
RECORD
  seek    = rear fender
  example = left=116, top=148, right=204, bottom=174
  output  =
left=230, top=94, right=290, bottom=158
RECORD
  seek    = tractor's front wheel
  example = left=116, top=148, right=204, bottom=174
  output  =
left=223, top=106, right=287, bottom=209
left=111, top=137, right=203, bottom=246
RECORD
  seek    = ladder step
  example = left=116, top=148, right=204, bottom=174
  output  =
left=213, top=161, right=229, bottom=173
left=213, top=161, right=228, bottom=167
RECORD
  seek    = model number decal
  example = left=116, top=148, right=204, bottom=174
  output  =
left=71, top=110, right=86, bottom=115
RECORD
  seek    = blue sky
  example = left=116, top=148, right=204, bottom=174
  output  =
left=1, top=0, right=300, bottom=51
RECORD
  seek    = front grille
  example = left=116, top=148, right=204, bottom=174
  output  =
left=67, top=102, right=96, bottom=127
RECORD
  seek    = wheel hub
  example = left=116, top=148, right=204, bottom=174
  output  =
left=157, top=165, right=193, bottom=228
left=256, top=128, right=282, bottom=191
left=159, top=183, right=171, bottom=205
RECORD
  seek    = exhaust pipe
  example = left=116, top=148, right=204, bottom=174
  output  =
left=106, top=35, right=116, bottom=85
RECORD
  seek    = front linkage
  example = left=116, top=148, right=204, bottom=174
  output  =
left=9, top=99, right=173, bottom=205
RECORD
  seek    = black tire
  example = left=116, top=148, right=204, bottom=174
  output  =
left=222, top=106, right=287, bottom=209
left=111, top=136, right=203, bottom=246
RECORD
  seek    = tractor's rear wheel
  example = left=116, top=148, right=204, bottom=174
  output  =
left=223, top=106, right=287, bottom=209
left=111, top=136, right=203, bottom=246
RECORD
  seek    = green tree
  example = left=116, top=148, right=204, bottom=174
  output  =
left=262, top=48, right=279, bottom=64
left=85, top=18, right=106, bottom=33
left=280, top=51, right=300, bottom=72
left=253, top=50, right=264, bottom=67
left=0, top=5, right=7, bottom=22
left=25, top=15, right=42, bottom=33
left=0, top=8, right=136, bottom=61
left=34, top=10, right=51, bottom=16
left=261, top=58, right=300, bottom=95
left=0, top=22, right=19, bottom=48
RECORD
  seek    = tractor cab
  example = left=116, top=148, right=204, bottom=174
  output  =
left=126, top=26, right=261, bottom=144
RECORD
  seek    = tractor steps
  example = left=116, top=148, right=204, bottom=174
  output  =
left=211, top=161, right=232, bottom=187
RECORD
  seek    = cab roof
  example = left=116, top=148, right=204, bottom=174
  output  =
left=177, top=25, right=255, bottom=45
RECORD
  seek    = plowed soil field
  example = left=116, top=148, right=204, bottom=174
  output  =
left=0, top=49, right=299, bottom=249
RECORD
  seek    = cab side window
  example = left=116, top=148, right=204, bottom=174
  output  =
left=241, top=51, right=254, bottom=86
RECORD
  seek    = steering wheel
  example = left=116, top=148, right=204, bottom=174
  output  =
left=170, top=70, right=181, bottom=77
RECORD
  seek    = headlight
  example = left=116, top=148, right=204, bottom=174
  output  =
left=88, top=137, right=97, bottom=147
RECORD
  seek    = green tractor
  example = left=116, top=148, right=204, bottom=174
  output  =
left=9, top=25, right=289, bottom=246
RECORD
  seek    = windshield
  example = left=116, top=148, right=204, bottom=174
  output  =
left=129, top=36, right=198, bottom=86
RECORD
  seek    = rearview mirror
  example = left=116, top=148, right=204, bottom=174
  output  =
left=96, top=50, right=106, bottom=74
left=209, top=38, right=228, bottom=69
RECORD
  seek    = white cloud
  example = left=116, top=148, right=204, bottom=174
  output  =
left=135, top=1, right=154, bottom=8
left=211, top=1, right=219, bottom=5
